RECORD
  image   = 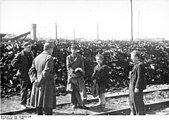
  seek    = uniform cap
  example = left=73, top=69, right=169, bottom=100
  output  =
left=23, top=41, right=31, bottom=47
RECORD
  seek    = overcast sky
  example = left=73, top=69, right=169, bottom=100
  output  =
left=0, top=0, right=169, bottom=40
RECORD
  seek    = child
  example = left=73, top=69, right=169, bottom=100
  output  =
left=129, top=50, right=146, bottom=115
left=91, top=53, right=110, bottom=111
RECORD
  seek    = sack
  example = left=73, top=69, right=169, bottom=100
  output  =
left=91, top=83, right=99, bottom=98
left=66, top=83, right=73, bottom=92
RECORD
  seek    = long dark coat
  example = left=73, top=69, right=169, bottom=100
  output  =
left=29, top=51, right=56, bottom=109
left=129, top=61, right=146, bottom=115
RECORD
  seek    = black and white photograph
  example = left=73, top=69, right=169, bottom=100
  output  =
left=0, top=0, right=169, bottom=118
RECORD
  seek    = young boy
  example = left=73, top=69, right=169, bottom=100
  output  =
left=91, top=53, right=110, bottom=111
left=129, top=50, right=146, bottom=115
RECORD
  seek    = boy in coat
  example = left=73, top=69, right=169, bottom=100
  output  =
left=91, top=53, right=110, bottom=111
left=129, top=50, right=146, bottom=115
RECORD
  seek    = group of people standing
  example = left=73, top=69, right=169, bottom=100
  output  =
left=12, top=42, right=56, bottom=115
left=11, top=41, right=146, bottom=115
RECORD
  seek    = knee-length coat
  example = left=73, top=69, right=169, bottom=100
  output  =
left=66, top=53, right=86, bottom=97
left=29, top=51, right=56, bottom=109
left=129, top=61, right=146, bottom=114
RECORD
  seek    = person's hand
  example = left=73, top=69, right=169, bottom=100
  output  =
left=134, top=88, right=139, bottom=93
left=34, top=80, right=40, bottom=87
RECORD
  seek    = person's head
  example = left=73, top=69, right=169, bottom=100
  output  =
left=43, top=42, right=54, bottom=55
left=95, top=53, right=104, bottom=65
left=23, top=41, right=32, bottom=52
left=71, top=44, right=78, bottom=56
left=130, top=50, right=141, bottom=63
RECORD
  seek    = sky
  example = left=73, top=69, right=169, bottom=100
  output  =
left=0, top=0, right=169, bottom=40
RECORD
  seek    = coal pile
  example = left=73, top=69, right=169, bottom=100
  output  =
left=1, top=39, right=169, bottom=98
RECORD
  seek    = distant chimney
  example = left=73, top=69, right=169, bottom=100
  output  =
left=31, top=24, right=37, bottom=40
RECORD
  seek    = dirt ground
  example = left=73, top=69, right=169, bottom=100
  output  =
left=1, top=84, right=169, bottom=114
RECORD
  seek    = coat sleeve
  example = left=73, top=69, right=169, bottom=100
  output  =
left=91, top=66, right=97, bottom=81
left=66, top=56, right=74, bottom=74
left=11, top=53, right=23, bottom=69
left=38, top=56, right=53, bottom=85
left=135, top=63, right=145, bottom=90
left=28, top=59, right=37, bottom=83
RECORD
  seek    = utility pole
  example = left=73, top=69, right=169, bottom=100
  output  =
left=138, top=10, right=140, bottom=40
left=55, top=23, right=57, bottom=40
left=73, top=29, right=75, bottom=40
left=97, top=24, right=99, bottom=41
left=130, top=0, right=133, bottom=41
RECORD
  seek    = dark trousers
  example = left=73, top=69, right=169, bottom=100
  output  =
left=71, top=84, right=83, bottom=107
left=20, top=77, right=32, bottom=105
left=129, top=91, right=146, bottom=115
left=36, top=107, right=52, bottom=115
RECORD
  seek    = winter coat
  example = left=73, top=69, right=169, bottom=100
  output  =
left=66, top=53, right=86, bottom=95
left=91, top=64, right=110, bottom=94
left=129, top=61, right=146, bottom=93
left=92, top=64, right=110, bottom=84
left=29, top=51, right=56, bottom=109
left=129, top=61, right=146, bottom=115
left=12, top=50, right=33, bottom=78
